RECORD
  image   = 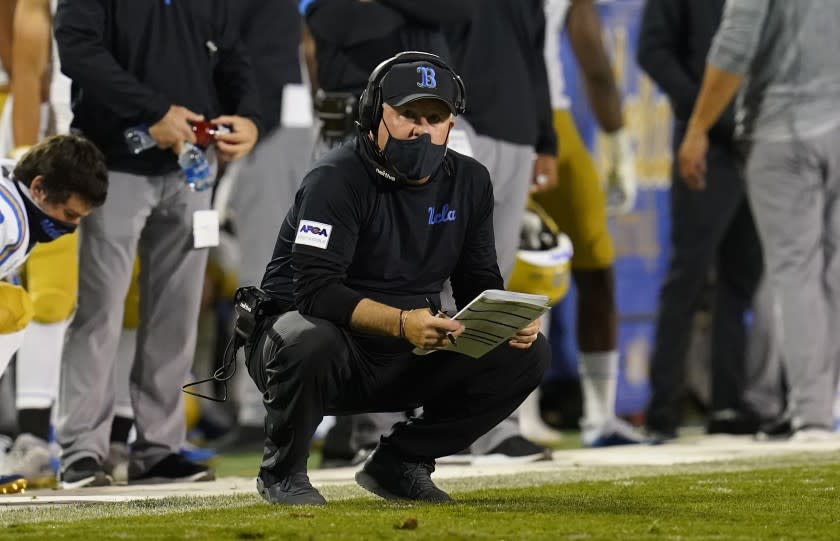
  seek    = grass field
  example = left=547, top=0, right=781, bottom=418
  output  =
left=2, top=451, right=839, bottom=540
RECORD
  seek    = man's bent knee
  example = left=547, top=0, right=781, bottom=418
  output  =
left=261, top=311, right=346, bottom=381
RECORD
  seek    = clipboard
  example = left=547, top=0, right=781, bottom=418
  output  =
left=412, top=289, right=550, bottom=359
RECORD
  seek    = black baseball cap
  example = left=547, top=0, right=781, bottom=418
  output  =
left=380, top=61, right=459, bottom=115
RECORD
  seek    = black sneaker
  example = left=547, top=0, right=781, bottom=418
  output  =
left=706, top=410, right=760, bottom=435
left=128, top=453, right=214, bottom=484
left=472, top=436, right=552, bottom=465
left=355, top=444, right=452, bottom=503
left=61, top=457, right=113, bottom=489
left=257, top=471, right=327, bottom=505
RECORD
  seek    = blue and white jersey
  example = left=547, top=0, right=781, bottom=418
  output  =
left=0, top=159, right=31, bottom=279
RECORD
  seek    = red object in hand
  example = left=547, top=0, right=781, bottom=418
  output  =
left=191, top=121, right=231, bottom=148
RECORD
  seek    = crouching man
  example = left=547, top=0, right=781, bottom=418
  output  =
left=246, top=52, right=550, bottom=505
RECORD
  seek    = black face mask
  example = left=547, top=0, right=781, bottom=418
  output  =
left=15, top=182, right=78, bottom=247
left=382, top=121, right=448, bottom=181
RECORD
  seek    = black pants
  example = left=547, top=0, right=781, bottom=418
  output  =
left=646, top=132, right=764, bottom=434
left=246, top=311, right=549, bottom=478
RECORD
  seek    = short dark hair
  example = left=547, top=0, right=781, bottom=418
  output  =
left=14, top=135, right=108, bottom=208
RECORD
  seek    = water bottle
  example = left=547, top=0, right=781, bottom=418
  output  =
left=178, top=142, right=214, bottom=192
left=124, top=125, right=157, bottom=154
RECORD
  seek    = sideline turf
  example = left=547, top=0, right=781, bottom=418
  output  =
left=2, top=455, right=839, bottom=540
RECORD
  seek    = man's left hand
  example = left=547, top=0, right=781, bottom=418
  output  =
left=531, top=154, right=558, bottom=193
left=509, top=318, right=541, bottom=349
left=211, top=115, right=259, bottom=161
left=678, top=125, right=709, bottom=191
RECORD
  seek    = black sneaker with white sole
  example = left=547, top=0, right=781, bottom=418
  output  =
left=472, top=436, right=552, bottom=465
left=128, top=453, right=214, bottom=484
left=355, top=444, right=452, bottom=503
left=61, top=457, right=113, bottom=489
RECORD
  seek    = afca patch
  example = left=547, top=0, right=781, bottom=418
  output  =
left=295, top=220, right=332, bottom=249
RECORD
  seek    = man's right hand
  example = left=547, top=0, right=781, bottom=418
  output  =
left=402, top=308, right=464, bottom=350
left=149, top=105, right=203, bottom=152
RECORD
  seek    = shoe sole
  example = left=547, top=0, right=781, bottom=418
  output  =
left=472, top=451, right=552, bottom=466
left=0, top=477, right=27, bottom=494
left=60, top=471, right=113, bottom=490
left=128, top=471, right=215, bottom=485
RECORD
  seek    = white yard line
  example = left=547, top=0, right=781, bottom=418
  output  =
left=2, top=433, right=839, bottom=507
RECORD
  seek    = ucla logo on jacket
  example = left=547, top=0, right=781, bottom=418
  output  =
left=428, top=204, right=456, bottom=225
left=295, top=219, right=332, bottom=249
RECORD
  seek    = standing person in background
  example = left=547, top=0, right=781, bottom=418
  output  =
left=638, top=0, right=782, bottom=441
left=55, top=0, right=259, bottom=488
left=534, top=0, right=644, bottom=448
left=0, top=0, right=81, bottom=489
left=442, top=0, right=557, bottom=463
left=679, top=0, right=840, bottom=440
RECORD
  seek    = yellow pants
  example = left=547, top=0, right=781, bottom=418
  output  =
left=532, top=110, right=615, bottom=270
left=21, top=232, right=78, bottom=323
left=0, top=282, right=34, bottom=334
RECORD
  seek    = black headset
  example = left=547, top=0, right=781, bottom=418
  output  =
left=357, top=51, right=467, bottom=133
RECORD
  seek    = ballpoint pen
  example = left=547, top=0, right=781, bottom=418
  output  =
left=425, top=297, right=457, bottom=346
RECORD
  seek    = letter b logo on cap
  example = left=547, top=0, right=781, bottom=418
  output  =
left=417, top=66, right=437, bottom=89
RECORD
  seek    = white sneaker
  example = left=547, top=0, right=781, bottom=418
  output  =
left=582, top=418, right=647, bottom=448
left=1, top=433, right=54, bottom=488
left=0, top=436, right=26, bottom=494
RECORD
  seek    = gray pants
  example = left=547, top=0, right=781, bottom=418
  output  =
left=743, top=125, right=840, bottom=429
left=228, top=126, right=316, bottom=427
left=743, top=278, right=786, bottom=420
left=58, top=168, right=212, bottom=475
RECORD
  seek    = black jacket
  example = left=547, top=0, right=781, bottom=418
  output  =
left=237, top=0, right=302, bottom=136
left=306, top=0, right=472, bottom=97
left=637, top=0, right=735, bottom=144
left=262, top=139, right=503, bottom=328
left=55, top=0, right=261, bottom=175
left=444, top=0, right=556, bottom=154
